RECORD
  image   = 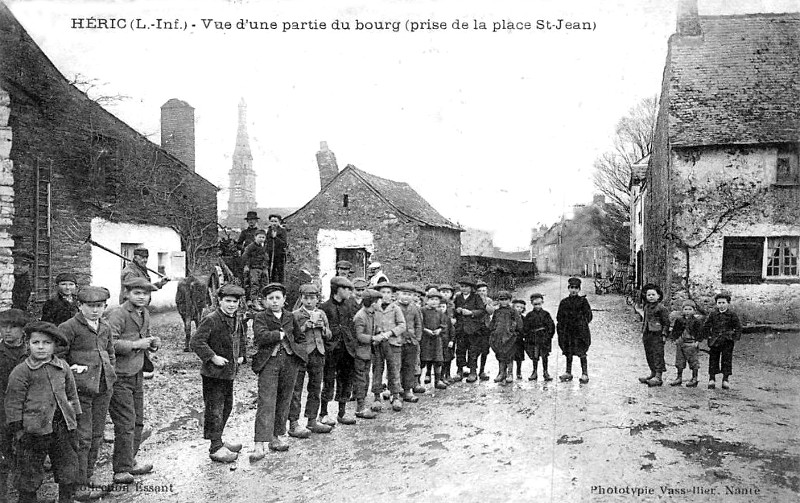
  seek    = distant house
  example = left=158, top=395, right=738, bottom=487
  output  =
left=644, top=0, right=800, bottom=323
left=629, top=155, right=649, bottom=291
left=0, top=5, right=218, bottom=308
left=283, top=143, right=463, bottom=299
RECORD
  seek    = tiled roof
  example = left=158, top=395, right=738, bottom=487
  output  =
left=669, top=13, right=800, bottom=147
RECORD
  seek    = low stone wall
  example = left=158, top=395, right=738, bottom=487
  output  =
left=459, top=255, right=537, bottom=294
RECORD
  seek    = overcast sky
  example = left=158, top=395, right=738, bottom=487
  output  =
left=6, top=0, right=799, bottom=250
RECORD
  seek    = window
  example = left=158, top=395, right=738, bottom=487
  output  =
left=157, top=252, right=168, bottom=276
left=721, top=237, right=764, bottom=284
left=767, top=237, right=799, bottom=277
left=343, top=194, right=349, bottom=208
left=776, top=145, right=799, bottom=185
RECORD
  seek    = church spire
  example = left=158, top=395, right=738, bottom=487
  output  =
left=234, top=98, right=253, bottom=162
left=227, top=98, right=257, bottom=225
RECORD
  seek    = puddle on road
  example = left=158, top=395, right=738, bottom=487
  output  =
left=657, top=435, right=800, bottom=491
left=159, top=407, right=203, bottom=434
left=556, top=435, right=583, bottom=445
left=629, top=420, right=672, bottom=435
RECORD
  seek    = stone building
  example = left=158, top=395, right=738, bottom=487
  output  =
left=0, top=4, right=218, bottom=308
left=283, top=142, right=463, bottom=299
left=629, top=155, right=649, bottom=291
left=644, top=0, right=800, bottom=323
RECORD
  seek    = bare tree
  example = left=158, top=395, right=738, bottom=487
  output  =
left=591, top=96, right=658, bottom=263
left=68, top=73, right=130, bottom=107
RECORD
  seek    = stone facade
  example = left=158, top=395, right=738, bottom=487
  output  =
left=284, top=164, right=462, bottom=301
left=0, top=86, right=15, bottom=308
left=0, top=5, right=218, bottom=303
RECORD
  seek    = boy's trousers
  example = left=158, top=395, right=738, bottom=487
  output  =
left=289, top=350, right=325, bottom=421
left=352, top=357, right=371, bottom=401
left=642, top=332, right=666, bottom=373
left=708, top=340, right=734, bottom=377
left=322, top=346, right=354, bottom=404
left=466, top=333, right=487, bottom=370
left=109, top=371, right=144, bottom=474
left=401, top=343, right=420, bottom=390
left=248, top=268, right=265, bottom=302
left=76, top=382, right=112, bottom=483
left=13, top=414, right=78, bottom=493
left=202, top=376, right=233, bottom=451
left=371, top=342, right=402, bottom=395
left=455, top=330, right=468, bottom=369
left=254, top=347, right=301, bottom=442
left=675, top=341, right=700, bottom=371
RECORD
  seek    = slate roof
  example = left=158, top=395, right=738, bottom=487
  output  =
left=669, top=13, right=800, bottom=147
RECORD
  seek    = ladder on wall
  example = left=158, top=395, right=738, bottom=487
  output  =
left=33, top=160, right=51, bottom=302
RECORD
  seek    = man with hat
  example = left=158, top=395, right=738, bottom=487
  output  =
left=236, top=211, right=262, bottom=253
left=265, top=214, right=288, bottom=284
left=190, top=283, right=247, bottom=463
left=58, top=286, right=116, bottom=497
left=367, top=262, right=389, bottom=287
left=42, top=272, right=80, bottom=326
left=105, top=278, right=160, bottom=484
left=453, top=278, right=486, bottom=383
left=119, top=248, right=171, bottom=305
left=0, top=308, right=30, bottom=501
left=335, top=260, right=353, bottom=279
left=319, top=276, right=358, bottom=425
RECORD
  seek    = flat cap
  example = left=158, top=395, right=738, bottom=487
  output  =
left=123, top=278, right=158, bottom=292
left=438, top=283, right=454, bottom=292
left=475, top=281, right=488, bottom=289
left=261, top=283, right=286, bottom=296
left=0, top=309, right=31, bottom=327
left=299, top=283, right=320, bottom=296
left=512, top=299, right=526, bottom=305
left=375, top=282, right=397, bottom=292
left=458, top=278, right=476, bottom=287
left=77, top=286, right=110, bottom=303
left=24, top=321, right=67, bottom=346
left=496, top=290, right=512, bottom=300
left=530, top=292, right=544, bottom=301
left=55, top=272, right=77, bottom=284
left=352, top=278, right=369, bottom=289
left=368, top=262, right=381, bottom=270
left=396, top=283, right=417, bottom=293
left=133, top=248, right=149, bottom=257
left=426, top=291, right=443, bottom=299
left=217, top=283, right=245, bottom=298
left=255, top=229, right=267, bottom=236
left=335, top=260, right=353, bottom=270
left=567, top=277, right=582, bottom=287
left=362, top=289, right=383, bottom=300
left=330, top=276, right=354, bottom=290
left=682, top=299, right=697, bottom=309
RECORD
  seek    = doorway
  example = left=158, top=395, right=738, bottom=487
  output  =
left=336, top=248, right=369, bottom=279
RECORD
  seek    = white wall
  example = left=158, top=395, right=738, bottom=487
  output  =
left=317, top=229, right=374, bottom=299
left=90, top=217, right=185, bottom=308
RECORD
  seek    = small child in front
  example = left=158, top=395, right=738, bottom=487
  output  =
left=704, top=291, right=741, bottom=390
left=523, top=293, right=555, bottom=381
left=5, top=321, right=81, bottom=503
left=556, top=278, right=593, bottom=383
left=668, top=299, right=705, bottom=388
left=638, top=283, right=670, bottom=387
left=511, top=299, right=527, bottom=379
left=489, top=291, right=522, bottom=384
left=420, top=291, right=447, bottom=389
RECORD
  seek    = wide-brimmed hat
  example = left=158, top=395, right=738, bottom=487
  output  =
left=245, top=211, right=260, bottom=220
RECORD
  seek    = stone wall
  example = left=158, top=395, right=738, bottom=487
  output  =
left=0, top=86, right=15, bottom=308
left=460, top=255, right=537, bottom=293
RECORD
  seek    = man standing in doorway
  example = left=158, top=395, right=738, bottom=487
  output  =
left=119, top=248, right=170, bottom=305
left=265, top=214, right=287, bottom=283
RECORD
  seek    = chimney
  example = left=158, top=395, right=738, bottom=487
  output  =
left=316, top=141, right=338, bottom=189
left=676, top=0, right=701, bottom=36
left=160, top=99, right=195, bottom=172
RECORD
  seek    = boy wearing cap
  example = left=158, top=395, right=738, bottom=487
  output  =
left=106, top=278, right=160, bottom=484
left=454, top=279, right=486, bottom=383
left=396, top=284, right=424, bottom=402
left=6, top=321, right=81, bottom=503
left=0, top=309, right=30, bottom=500
left=475, top=282, right=493, bottom=381
left=41, top=273, right=79, bottom=326
left=242, top=230, right=268, bottom=310
left=352, top=289, right=382, bottom=419
left=190, top=284, right=247, bottom=463
left=352, top=278, right=369, bottom=307
left=335, top=261, right=353, bottom=279
left=556, top=278, right=593, bottom=383
left=367, top=262, right=388, bottom=286
left=489, top=291, right=523, bottom=384
left=251, top=283, right=306, bottom=460
left=511, top=300, right=527, bottom=380
left=319, top=277, right=358, bottom=425
left=420, top=291, right=448, bottom=389
left=371, top=284, right=406, bottom=412
left=522, top=294, right=555, bottom=381
left=437, top=285, right=456, bottom=382
left=288, top=284, right=334, bottom=437
left=704, top=291, right=741, bottom=390
left=58, top=286, right=117, bottom=496
left=668, top=300, right=705, bottom=388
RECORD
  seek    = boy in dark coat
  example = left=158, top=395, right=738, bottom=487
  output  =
left=668, top=299, right=705, bottom=388
left=264, top=214, right=288, bottom=284
left=438, top=285, right=457, bottom=383
left=523, top=293, right=555, bottom=381
left=511, top=299, right=527, bottom=380
left=250, top=283, right=306, bottom=460
left=6, top=322, right=81, bottom=503
left=556, top=278, right=593, bottom=383
left=638, top=283, right=671, bottom=387
left=319, top=277, right=358, bottom=426
left=489, top=291, right=522, bottom=384
left=704, top=291, right=741, bottom=390
left=288, top=284, right=334, bottom=437
left=420, top=291, right=448, bottom=390
left=57, top=286, right=117, bottom=498
left=454, top=279, right=486, bottom=383
left=41, top=273, right=79, bottom=326
left=0, top=309, right=29, bottom=501
left=396, top=284, right=423, bottom=401
left=352, top=289, right=382, bottom=419
left=190, top=284, right=247, bottom=463
left=241, top=230, right=268, bottom=310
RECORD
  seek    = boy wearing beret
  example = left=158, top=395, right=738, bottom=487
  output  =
left=352, top=289, right=382, bottom=419
left=6, top=322, right=81, bottom=503
left=242, top=230, right=268, bottom=310
left=668, top=299, right=705, bottom=388
left=57, top=286, right=117, bottom=497
left=556, top=278, right=593, bottom=383
left=288, top=284, right=334, bottom=437
left=489, top=291, right=522, bottom=384
left=250, top=283, right=306, bottom=460
left=106, top=278, right=160, bottom=484
left=371, top=284, right=406, bottom=412
left=523, top=294, right=555, bottom=381
left=41, top=273, right=79, bottom=326
left=191, top=284, right=247, bottom=463
left=0, top=309, right=29, bottom=501
left=396, top=284, right=423, bottom=402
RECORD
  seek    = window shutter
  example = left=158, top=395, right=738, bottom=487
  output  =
left=722, top=237, right=763, bottom=284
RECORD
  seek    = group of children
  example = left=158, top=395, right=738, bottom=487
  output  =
left=188, top=274, right=598, bottom=465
